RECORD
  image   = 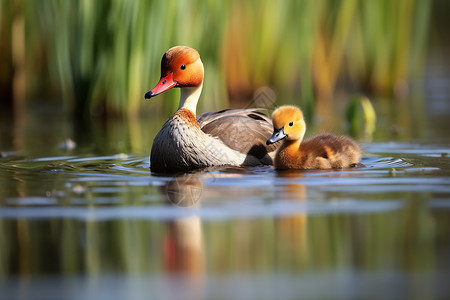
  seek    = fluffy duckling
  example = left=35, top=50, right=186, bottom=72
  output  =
left=266, top=105, right=362, bottom=170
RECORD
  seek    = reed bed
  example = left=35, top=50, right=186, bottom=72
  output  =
left=0, top=0, right=431, bottom=117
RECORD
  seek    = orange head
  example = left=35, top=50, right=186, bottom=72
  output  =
left=145, top=46, right=204, bottom=99
left=266, top=105, right=307, bottom=145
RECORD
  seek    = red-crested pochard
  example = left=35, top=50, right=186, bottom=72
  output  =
left=145, top=46, right=277, bottom=173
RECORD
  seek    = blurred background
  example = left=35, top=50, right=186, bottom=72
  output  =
left=1, top=2, right=450, bottom=299
left=0, top=0, right=449, bottom=153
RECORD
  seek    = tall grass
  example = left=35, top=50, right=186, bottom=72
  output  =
left=0, top=0, right=431, bottom=118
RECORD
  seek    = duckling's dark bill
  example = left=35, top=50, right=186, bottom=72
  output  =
left=266, top=127, right=287, bottom=145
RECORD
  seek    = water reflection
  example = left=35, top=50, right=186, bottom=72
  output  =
left=0, top=142, right=449, bottom=299
left=164, top=216, right=205, bottom=299
left=275, top=171, right=308, bottom=269
left=161, top=174, right=206, bottom=299
left=163, top=174, right=203, bottom=208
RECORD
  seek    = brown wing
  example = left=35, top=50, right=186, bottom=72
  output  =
left=300, top=133, right=362, bottom=168
left=197, top=109, right=278, bottom=160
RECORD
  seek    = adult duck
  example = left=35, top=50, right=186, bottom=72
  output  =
left=266, top=105, right=362, bottom=170
left=145, top=46, right=277, bottom=173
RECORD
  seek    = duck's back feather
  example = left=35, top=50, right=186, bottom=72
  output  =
left=151, top=108, right=278, bottom=173
left=198, top=109, right=278, bottom=162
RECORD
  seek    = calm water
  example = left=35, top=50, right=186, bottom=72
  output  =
left=1, top=64, right=450, bottom=299
left=0, top=140, right=449, bottom=300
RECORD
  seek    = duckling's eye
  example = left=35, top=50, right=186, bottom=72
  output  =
left=289, top=122, right=294, bottom=127
left=180, top=64, right=186, bottom=70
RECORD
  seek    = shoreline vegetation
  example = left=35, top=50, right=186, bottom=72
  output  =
left=1, top=0, right=431, bottom=118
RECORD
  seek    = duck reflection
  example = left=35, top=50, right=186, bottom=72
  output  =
left=161, top=173, right=205, bottom=299
left=276, top=170, right=308, bottom=266
left=164, top=173, right=203, bottom=208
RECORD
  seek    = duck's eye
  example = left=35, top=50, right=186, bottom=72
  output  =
left=289, top=122, right=294, bottom=127
left=180, top=64, right=186, bottom=70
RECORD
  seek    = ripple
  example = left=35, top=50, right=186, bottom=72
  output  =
left=365, top=142, right=450, bottom=156
left=1, top=270, right=449, bottom=300
left=0, top=142, right=448, bottom=219
left=0, top=198, right=403, bottom=221
left=6, top=197, right=58, bottom=206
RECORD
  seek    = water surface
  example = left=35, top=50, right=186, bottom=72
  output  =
left=1, top=137, right=449, bottom=300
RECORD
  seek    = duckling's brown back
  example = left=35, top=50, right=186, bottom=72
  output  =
left=299, top=133, right=362, bottom=169
left=275, top=133, right=362, bottom=170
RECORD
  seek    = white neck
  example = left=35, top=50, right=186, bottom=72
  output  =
left=178, top=83, right=203, bottom=116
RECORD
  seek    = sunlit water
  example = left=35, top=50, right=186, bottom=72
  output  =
left=1, top=140, right=449, bottom=300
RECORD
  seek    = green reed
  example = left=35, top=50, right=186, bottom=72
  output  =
left=0, top=0, right=431, bottom=117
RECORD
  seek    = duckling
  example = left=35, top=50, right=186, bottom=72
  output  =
left=266, top=105, right=362, bottom=170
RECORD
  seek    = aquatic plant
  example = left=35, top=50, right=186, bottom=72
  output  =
left=0, top=0, right=431, bottom=118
